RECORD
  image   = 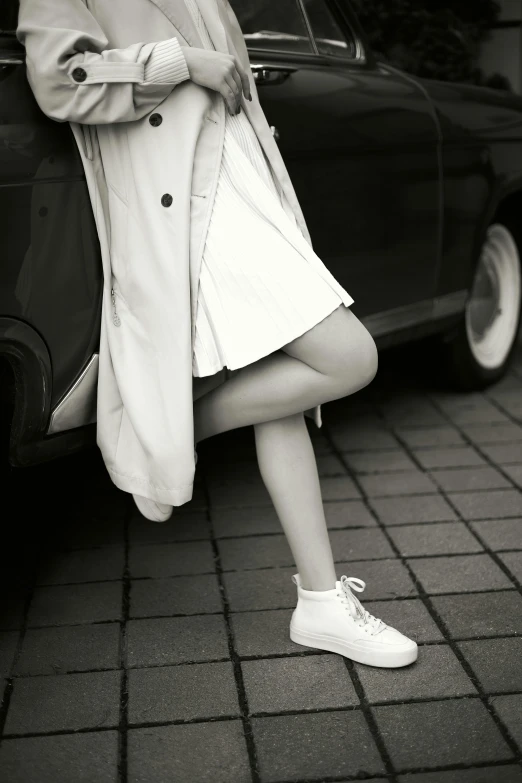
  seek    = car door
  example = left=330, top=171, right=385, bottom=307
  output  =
left=0, top=0, right=102, bottom=412
left=232, top=0, right=442, bottom=324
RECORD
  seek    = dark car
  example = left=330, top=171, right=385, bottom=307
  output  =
left=1, top=0, right=521, bottom=468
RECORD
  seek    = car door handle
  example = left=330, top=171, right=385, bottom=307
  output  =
left=0, top=57, right=24, bottom=65
left=251, top=65, right=295, bottom=86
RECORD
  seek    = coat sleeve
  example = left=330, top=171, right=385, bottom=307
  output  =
left=16, top=0, right=191, bottom=125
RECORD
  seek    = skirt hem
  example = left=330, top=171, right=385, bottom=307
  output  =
left=192, top=295, right=354, bottom=379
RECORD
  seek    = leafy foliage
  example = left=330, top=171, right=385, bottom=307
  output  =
left=350, top=0, right=512, bottom=90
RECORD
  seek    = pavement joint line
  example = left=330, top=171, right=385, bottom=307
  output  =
left=484, top=385, right=522, bottom=429
left=425, top=397, right=522, bottom=598
left=6, top=639, right=522, bottom=677
left=116, top=506, right=132, bottom=783
left=323, top=409, right=522, bottom=767
left=0, top=546, right=41, bottom=745
left=4, top=690, right=522, bottom=741
left=200, top=471, right=261, bottom=783
left=342, top=657, right=398, bottom=781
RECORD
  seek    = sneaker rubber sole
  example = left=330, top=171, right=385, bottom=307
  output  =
left=290, top=623, right=418, bottom=668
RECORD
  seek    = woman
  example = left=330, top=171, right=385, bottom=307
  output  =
left=17, top=0, right=417, bottom=668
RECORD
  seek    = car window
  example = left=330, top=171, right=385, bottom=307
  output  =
left=302, top=0, right=358, bottom=59
left=0, top=0, right=18, bottom=33
left=229, top=0, right=313, bottom=54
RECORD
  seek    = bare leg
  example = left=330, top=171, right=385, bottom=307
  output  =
left=194, top=305, right=376, bottom=443
left=196, top=304, right=378, bottom=592
left=254, top=412, right=337, bottom=591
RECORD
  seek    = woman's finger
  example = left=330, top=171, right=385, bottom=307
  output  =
left=235, top=59, right=252, bottom=101
left=228, top=66, right=243, bottom=110
left=224, top=73, right=240, bottom=113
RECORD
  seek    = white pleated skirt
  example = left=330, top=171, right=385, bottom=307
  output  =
left=192, top=108, right=355, bottom=378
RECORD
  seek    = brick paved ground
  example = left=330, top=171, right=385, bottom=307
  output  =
left=0, top=336, right=521, bottom=783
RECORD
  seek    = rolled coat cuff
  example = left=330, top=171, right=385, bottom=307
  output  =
left=142, top=37, right=190, bottom=85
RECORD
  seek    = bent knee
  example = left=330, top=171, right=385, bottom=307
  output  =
left=334, top=318, right=378, bottom=390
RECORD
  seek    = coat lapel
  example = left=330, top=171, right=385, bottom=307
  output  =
left=146, top=0, right=229, bottom=54
left=196, top=0, right=229, bottom=53
left=146, top=0, right=202, bottom=47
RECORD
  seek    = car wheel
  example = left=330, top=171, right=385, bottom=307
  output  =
left=441, top=221, right=522, bottom=390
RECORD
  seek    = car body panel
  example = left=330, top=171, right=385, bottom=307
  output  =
left=1, top=1, right=522, bottom=466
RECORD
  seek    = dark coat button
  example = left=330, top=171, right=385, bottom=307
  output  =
left=72, top=67, right=87, bottom=82
left=149, top=113, right=163, bottom=126
left=161, top=193, right=173, bottom=207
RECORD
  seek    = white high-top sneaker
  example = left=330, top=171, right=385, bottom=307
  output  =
left=289, top=573, right=418, bottom=668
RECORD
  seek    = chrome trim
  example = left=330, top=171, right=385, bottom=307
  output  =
left=0, top=58, right=24, bottom=65
left=362, top=290, right=467, bottom=337
left=47, top=354, right=98, bottom=434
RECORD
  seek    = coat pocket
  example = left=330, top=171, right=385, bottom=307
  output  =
left=107, top=183, right=129, bottom=288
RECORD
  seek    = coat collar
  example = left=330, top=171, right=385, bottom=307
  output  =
left=146, top=0, right=229, bottom=54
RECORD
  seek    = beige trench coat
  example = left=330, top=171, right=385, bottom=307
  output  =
left=17, top=0, right=322, bottom=505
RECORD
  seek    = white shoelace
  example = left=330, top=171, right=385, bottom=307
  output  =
left=337, top=576, right=386, bottom=634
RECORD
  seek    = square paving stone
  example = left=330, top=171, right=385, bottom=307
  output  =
left=393, top=426, right=465, bottom=448
left=0, top=593, right=25, bottom=631
left=344, top=448, right=416, bottom=473
left=449, top=490, right=522, bottom=520
left=128, top=720, right=250, bottom=783
left=212, top=506, right=282, bottom=538
left=499, top=552, right=522, bottom=583
left=333, top=428, right=400, bottom=451
left=414, top=447, right=485, bottom=469
left=128, top=661, right=239, bottom=724
left=129, top=511, right=210, bottom=543
left=0, top=731, right=118, bottom=783
left=480, top=443, right=522, bottom=464
left=356, top=644, right=476, bottom=703
left=130, top=574, right=222, bottom=618
left=504, top=463, right=522, bottom=488
left=231, top=609, right=301, bottom=657
left=324, top=501, right=378, bottom=529
left=431, top=591, right=522, bottom=639
left=397, top=765, right=522, bottom=783
left=387, top=523, right=483, bottom=557
left=408, top=554, right=513, bottom=594
left=14, top=623, right=120, bottom=676
left=27, top=582, right=123, bottom=627
left=207, top=475, right=272, bottom=507
left=224, top=567, right=296, bottom=612
left=458, top=637, right=522, bottom=693
left=331, top=559, right=417, bottom=600
left=4, top=670, right=121, bottom=735
left=129, top=541, right=215, bottom=578
left=242, top=654, right=359, bottom=714
left=471, top=519, right=522, bottom=551
left=359, top=471, right=438, bottom=497
left=329, top=528, right=395, bottom=561
left=319, top=476, right=361, bottom=500
left=364, top=598, right=443, bottom=643
left=252, top=711, right=385, bottom=782
left=429, top=466, right=511, bottom=492
left=55, top=502, right=125, bottom=550
left=373, top=698, right=513, bottom=771
left=218, top=535, right=293, bottom=571
left=446, top=404, right=510, bottom=425
left=315, top=453, right=346, bottom=476
left=36, top=548, right=125, bottom=585
left=369, top=494, right=457, bottom=525
left=126, top=615, right=229, bottom=667
left=0, top=631, right=18, bottom=677
left=490, top=694, right=522, bottom=750
left=460, top=422, right=522, bottom=444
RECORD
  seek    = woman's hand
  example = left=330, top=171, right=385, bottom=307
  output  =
left=180, top=47, right=252, bottom=114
